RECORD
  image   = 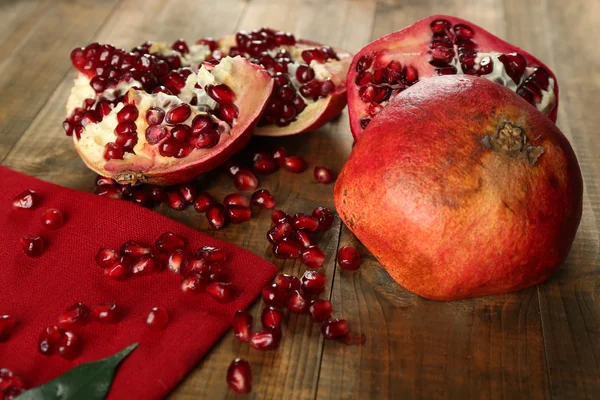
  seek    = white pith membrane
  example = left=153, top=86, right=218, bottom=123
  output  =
left=350, top=17, right=558, bottom=136
left=65, top=51, right=272, bottom=184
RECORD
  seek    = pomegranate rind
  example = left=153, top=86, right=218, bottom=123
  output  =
left=219, top=36, right=352, bottom=136
left=347, top=14, right=560, bottom=141
left=335, top=75, right=582, bottom=301
left=70, top=56, right=273, bottom=186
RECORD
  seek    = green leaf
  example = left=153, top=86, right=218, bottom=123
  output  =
left=17, top=342, right=139, bottom=400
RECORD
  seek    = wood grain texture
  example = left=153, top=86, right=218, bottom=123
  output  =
left=0, top=0, right=597, bottom=399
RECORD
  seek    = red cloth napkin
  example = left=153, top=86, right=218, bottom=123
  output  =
left=0, top=166, right=277, bottom=399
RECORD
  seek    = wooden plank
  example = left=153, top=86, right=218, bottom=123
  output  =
left=315, top=1, right=551, bottom=399
left=0, top=0, right=119, bottom=160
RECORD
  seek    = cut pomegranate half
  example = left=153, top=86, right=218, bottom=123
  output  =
left=347, top=15, right=559, bottom=140
left=216, top=28, right=352, bottom=136
left=65, top=40, right=273, bottom=185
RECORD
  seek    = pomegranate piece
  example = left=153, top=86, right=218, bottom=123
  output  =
left=58, top=302, right=90, bottom=329
left=250, top=189, right=276, bottom=209
left=12, top=189, right=37, bottom=209
left=301, top=245, right=326, bottom=268
left=266, top=222, right=293, bottom=245
left=283, top=156, right=307, bottom=173
left=346, top=15, right=559, bottom=140
left=233, top=169, right=258, bottom=191
left=335, top=75, right=582, bottom=300
left=194, top=191, right=214, bottom=213
left=0, top=315, right=15, bottom=342
left=155, top=232, right=186, bottom=253
left=308, top=299, right=333, bottom=322
left=286, top=290, right=309, bottom=313
left=168, top=249, right=186, bottom=274
left=261, top=306, right=284, bottom=329
left=91, top=303, right=120, bottom=323
left=301, top=270, right=327, bottom=295
left=292, top=213, right=319, bottom=231
left=223, top=193, right=250, bottom=207
left=226, top=358, right=252, bottom=394
left=146, top=306, right=169, bottom=331
left=95, top=248, right=119, bottom=268
left=206, top=204, right=227, bottom=230
left=272, top=237, right=302, bottom=259
left=312, top=206, right=334, bottom=231
left=38, top=325, right=64, bottom=355
left=249, top=329, right=281, bottom=351
left=58, top=331, right=82, bottom=360
left=227, top=205, right=252, bottom=224
left=337, top=245, right=361, bottom=270
left=207, top=282, right=234, bottom=303
left=232, top=310, right=253, bottom=342
left=262, top=283, right=286, bottom=307
left=321, top=318, right=350, bottom=339
left=20, top=234, right=44, bottom=257
left=271, top=209, right=291, bottom=224
left=274, top=273, right=301, bottom=292
left=104, top=257, right=130, bottom=280
left=314, top=166, right=335, bottom=184
left=121, top=240, right=152, bottom=258
left=198, top=246, right=227, bottom=264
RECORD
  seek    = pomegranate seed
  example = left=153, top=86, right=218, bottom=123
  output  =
left=272, top=146, right=288, bottom=167
left=295, top=230, right=312, bottom=248
left=121, top=240, right=152, bottom=258
left=104, top=257, right=130, bottom=280
left=12, top=189, right=37, bottom=209
left=273, top=237, right=302, bottom=259
left=196, top=37, right=218, bottom=51
left=262, top=283, right=286, bottom=307
left=223, top=193, right=250, bottom=207
left=191, top=114, right=213, bottom=135
left=249, top=329, right=281, bottom=351
left=206, top=84, right=236, bottom=104
left=155, top=232, right=186, bottom=253
left=232, top=311, right=253, bottom=342
left=266, top=223, right=293, bottom=245
left=227, top=358, right=252, bottom=394
left=233, top=169, right=258, bottom=191
left=146, top=306, right=169, bottom=331
left=405, top=66, right=419, bottom=83
left=206, top=204, right=227, bottom=229
left=132, top=254, right=160, bottom=275
left=198, top=246, right=227, bottom=264
left=91, top=303, right=120, bottom=323
left=0, top=368, right=23, bottom=391
left=38, top=325, right=63, bottom=355
left=116, top=135, right=137, bottom=152
left=296, top=65, right=316, bottom=83
left=314, top=166, right=335, bottom=184
left=171, top=124, right=191, bottom=143
left=181, top=258, right=207, bottom=276
left=165, top=188, right=186, bottom=210
left=261, top=306, right=283, bottom=329
left=251, top=189, right=276, bottom=209
left=104, top=142, right=124, bottom=160
left=217, top=104, right=239, bottom=123
left=274, top=273, right=301, bottom=292
left=337, top=245, right=361, bottom=270
left=168, top=249, right=186, bottom=274
left=454, top=23, right=474, bottom=38
left=181, top=274, right=207, bottom=293
left=309, top=299, right=333, bottom=322
left=4, top=387, right=25, bottom=399
left=178, top=182, right=196, bottom=204
left=159, top=139, right=180, bottom=157
left=210, top=269, right=229, bottom=283
left=172, top=38, right=190, bottom=54
left=283, top=156, right=307, bottom=173
left=271, top=209, right=291, bottom=224
left=301, top=270, right=327, bottom=295
left=302, top=48, right=327, bottom=64
left=312, top=207, right=334, bottom=231
left=146, top=107, right=165, bottom=126
left=117, top=104, right=139, bottom=123
left=301, top=245, right=326, bottom=268
left=498, top=52, right=527, bottom=84
left=253, top=158, right=278, bottom=175
left=227, top=205, right=252, bottom=224
left=292, top=213, right=319, bottom=231
left=20, top=234, right=44, bottom=257
left=356, top=54, right=373, bottom=73
left=321, top=319, right=350, bottom=339
left=207, top=282, right=234, bottom=303
left=286, top=290, right=309, bottom=313
left=58, top=302, right=90, bottom=329
left=0, top=315, right=15, bottom=342
left=165, top=104, right=191, bottom=124
left=39, top=208, right=64, bottom=230
left=193, top=129, right=220, bottom=148
left=95, top=248, right=119, bottom=268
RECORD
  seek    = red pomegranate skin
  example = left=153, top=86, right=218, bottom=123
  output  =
left=334, top=75, right=582, bottom=301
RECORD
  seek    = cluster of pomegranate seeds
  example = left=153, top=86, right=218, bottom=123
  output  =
left=226, top=358, right=252, bottom=394
left=0, top=315, right=15, bottom=342
left=0, top=369, right=26, bottom=399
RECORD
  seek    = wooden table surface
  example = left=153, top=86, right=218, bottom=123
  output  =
left=1, top=0, right=599, bottom=399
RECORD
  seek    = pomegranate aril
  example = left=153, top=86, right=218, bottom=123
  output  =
left=478, top=56, right=494, bottom=75
left=116, top=135, right=137, bottom=152
left=301, top=270, right=327, bottom=295
left=91, top=303, right=120, bottom=323
left=114, top=121, right=137, bottom=136
left=253, top=158, right=278, bottom=175
left=146, top=306, right=169, bottom=331
left=227, top=205, right=252, bottom=224
left=359, top=85, right=375, bottom=102
left=40, top=208, right=64, bottom=230
left=206, top=84, right=235, bottom=104
left=262, top=283, right=286, bottom=307
left=302, top=48, right=327, bottom=64
left=206, top=204, right=227, bottom=229
left=0, top=315, right=15, bottom=342
left=38, top=325, right=63, bottom=355
left=194, top=191, right=214, bottom=213
left=121, top=240, right=152, bottom=258
left=356, top=54, right=373, bottom=73
left=58, top=302, right=90, bottom=329
left=233, top=169, right=258, bottom=191
left=261, top=306, right=283, bottom=329
left=103, top=142, right=124, bottom=160
left=117, top=104, right=139, bottom=123
left=436, top=65, right=457, bottom=75
left=96, top=248, right=119, bottom=268
left=321, top=318, right=350, bottom=340
left=156, top=231, right=186, bottom=253
left=145, top=125, right=168, bottom=144
left=314, top=166, right=335, bottom=184
left=159, top=139, right=180, bottom=157
left=181, top=258, right=207, bottom=276
left=312, top=206, right=334, bottom=231
left=148, top=185, right=165, bottom=202
left=295, top=230, right=312, bottom=248
left=430, top=19, right=451, bottom=33
left=191, top=114, right=213, bottom=135
left=217, top=103, right=239, bottom=123
left=165, top=104, right=191, bottom=124
left=4, top=387, right=25, bottom=399
left=266, top=223, right=293, bottom=245
left=168, top=249, right=186, bottom=274
left=249, top=329, right=281, bottom=351
left=283, top=156, right=307, bottom=173
left=207, top=282, right=234, bottom=303
left=181, top=274, right=207, bottom=293
left=198, top=246, right=227, bottom=264
left=337, top=245, right=361, bottom=270
left=498, top=52, right=527, bottom=84
left=12, top=189, right=37, bottom=210
left=272, top=146, right=288, bottom=167
left=274, top=273, right=301, bottom=292
left=178, top=182, right=196, bottom=204
left=104, top=257, right=130, bottom=280
left=405, top=66, right=418, bottom=83
left=360, top=118, right=371, bottom=129
left=223, top=193, right=250, bottom=207
left=453, top=23, right=475, bottom=38
left=172, top=38, right=190, bottom=54
left=0, top=368, right=23, bottom=391
left=171, top=125, right=191, bottom=143
left=146, top=107, right=165, bottom=126
left=251, top=189, right=275, bottom=209
left=232, top=311, right=253, bottom=342
left=301, top=245, right=326, bottom=268
left=20, top=234, right=44, bottom=257
left=286, top=290, right=309, bottom=313
left=292, top=213, right=319, bottom=231
left=193, top=129, right=220, bottom=149
left=273, top=237, right=302, bottom=259
left=227, top=358, right=252, bottom=394
left=165, top=188, right=186, bottom=210
left=296, top=65, right=316, bottom=83
left=271, top=209, right=291, bottom=224
left=309, top=299, right=333, bottom=322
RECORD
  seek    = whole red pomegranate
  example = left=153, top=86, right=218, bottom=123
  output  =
left=347, top=15, right=559, bottom=140
left=64, top=40, right=273, bottom=185
left=334, top=75, right=582, bottom=301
